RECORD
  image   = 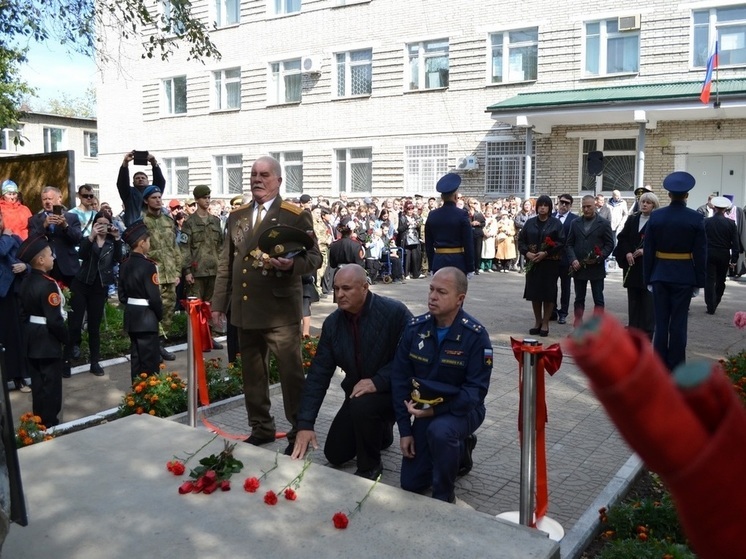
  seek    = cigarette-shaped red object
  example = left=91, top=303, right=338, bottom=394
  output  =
left=565, top=315, right=746, bottom=559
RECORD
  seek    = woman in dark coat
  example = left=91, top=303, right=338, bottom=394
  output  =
left=517, top=195, right=565, bottom=337
left=613, top=192, right=660, bottom=339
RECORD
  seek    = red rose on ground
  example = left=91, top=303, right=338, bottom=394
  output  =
left=204, top=469, right=217, bottom=482
left=203, top=480, right=219, bottom=494
left=244, top=477, right=261, bottom=493
left=284, top=488, right=297, bottom=501
left=264, top=490, right=278, bottom=505
left=332, top=512, right=349, bottom=529
left=220, top=480, right=231, bottom=491
left=169, top=461, right=185, bottom=476
left=178, top=481, right=195, bottom=494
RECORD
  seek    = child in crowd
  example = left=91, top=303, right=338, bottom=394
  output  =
left=118, top=222, right=163, bottom=382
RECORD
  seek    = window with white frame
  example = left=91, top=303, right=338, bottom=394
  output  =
left=584, top=19, right=639, bottom=76
left=163, top=76, right=187, bottom=115
left=489, top=28, right=538, bottom=83
left=485, top=141, right=535, bottom=195
left=215, top=154, right=243, bottom=195
left=214, top=68, right=241, bottom=110
left=0, top=128, right=22, bottom=151
left=404, top=145, right=448, bottom=193
left=84, top=131, right=98, bottom=158
left=270, top=0, right=300, bottom=16
left=215, top=0, right=240, bottom=26
left=163, top=157, right=190, bottom=195
left=693, top=6, right=746, bottom=66
left=580, top=138, right=636, bottom=193
left=335, top=49, right=372, bottom=97
left=161, top=0, right=186, bottom=34
left=269, top=151, right=303, bottom=193
left=269, top=59, right=302, bottom=104
left=407, top=39, right=449, bottom=91
left=43, top=127, right=66, bottom=152
left=335, top=148, right=372, bottom=193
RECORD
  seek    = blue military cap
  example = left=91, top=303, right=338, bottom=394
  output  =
left=662, top=171, right=696, bottom=193
left=410, top=377, right=459, bottom=409
left=142, top=185, right=161, bottom=199
left=436, top=173, right=462, bottom=194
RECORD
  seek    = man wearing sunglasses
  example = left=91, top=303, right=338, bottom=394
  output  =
left=552, top=194, right=578, bottom=324
left=70, top=185, right=98, bottom=238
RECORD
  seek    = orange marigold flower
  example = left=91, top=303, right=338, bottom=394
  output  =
left=151, top=395, right=159, bottom=402
left=171, top=383, right=178, bottom=390
left=149, top=380, right=158, bottom=386
left=149, top=410, right=156, bottom=416
left=17, top=429, right=27, bottom=438
left=135, top=385, right=144, bottom=393
left=159, top=363, right=166, bottom=370
left=127, top=399, right=135, bottom=407
left=23, top=437, right=33, bottom=446
left=43, top=435, right=54, bottom=441
left=140, top=372, right=148, bottom=379
left=637, top=532, right=648, bottom=542
left=32, top=415, right=42, bottom=424
left=136, top=407, right=144, bottom=414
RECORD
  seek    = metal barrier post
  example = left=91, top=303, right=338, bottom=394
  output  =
left=519, top=338, right=539, bottom=526
left=186, top=297, right=197, bottom=428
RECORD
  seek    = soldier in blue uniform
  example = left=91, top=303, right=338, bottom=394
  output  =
left=424, top=173, right=474, bottom=275
left=643, top=171, right=707, bottom=371
left=392, top=267, right=493, bottom=503
left=17, top=236, right=68, bottom=427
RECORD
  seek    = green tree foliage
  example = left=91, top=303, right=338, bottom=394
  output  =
left=42, top=86, right=97, bottom=118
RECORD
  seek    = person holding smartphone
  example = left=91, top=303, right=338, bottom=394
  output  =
left=117, top=150, right=166, bottom=227
left=65, top=212, right=123, bottom=376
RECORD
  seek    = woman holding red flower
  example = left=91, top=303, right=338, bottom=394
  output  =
left=517, top=195, right=565, bottom=337
left=613, top=192, right=660, bottom=338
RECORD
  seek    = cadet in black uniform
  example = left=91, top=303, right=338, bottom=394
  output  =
left=18, top=236, right=68, bottom=427
left=704, top=196, right=740, bottom=315
left=424, top=173, right=474, bottom=275
left=119, top=222, right=163, bottom=382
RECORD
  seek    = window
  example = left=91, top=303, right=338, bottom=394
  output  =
left=163, top=76, right=187, bottom=115
left=485, top=141, right=535, bottom=195
left=693, top=6, right=746, bottom=66
left=335, top=148, right=372, bottom=193
left=269, top=59, right=302, bottom=104
left=584, top=19, right=639, bottom=76
left=489, top=28, right=538, bottom=83
left=163, top=157, right=190, bottom=195
left=216, top=0, right=240, bottom=26
left=84, top=131, right=98, bottom=158
left=407, top=39, right=449, bottom=91
left=581, top=138, right=636, bottom=193
left=404, top=145, right=448, bottom=192
left=43, top=127, right=66, bottom=152
left=335, top=49, right=372, bottom=97
left=269, top=151, right=303, bottom=193
left=214, top=68, right=241, bottom=110
left=215, top=154, right=243, bottom=195
left=161, top=0, right=186, bottom=34
left=271, top=0, right=300, bottom=16
left=0, top=128, right=22, bottom=151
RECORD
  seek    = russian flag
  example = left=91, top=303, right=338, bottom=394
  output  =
left=700, top=40, right=719, bottom=104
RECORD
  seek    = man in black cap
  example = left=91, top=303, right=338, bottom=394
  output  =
left=704, top=196, right=740, bottom=315
left=119, top=222, right=163, bottom=381
left=117, top=150, right=166, bottom=227
left=643, top=171, right=707, bottom=370
left=424, top=173, right=474, bottom=275
left=630, top=185, right=654, bottom=214
left=17, top=236, right=68, bottom=427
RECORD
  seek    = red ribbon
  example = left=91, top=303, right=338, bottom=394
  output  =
left=183, top=299, right=214, bottom=407
left=510, top=338, right=563, bottom=524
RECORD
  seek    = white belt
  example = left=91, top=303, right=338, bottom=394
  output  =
left=29, top=315, right=47, bottom=325
left=128, top=298, right=149, bottom=306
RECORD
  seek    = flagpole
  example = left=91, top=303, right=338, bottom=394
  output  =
left=714, top=41, right=720, bottom=109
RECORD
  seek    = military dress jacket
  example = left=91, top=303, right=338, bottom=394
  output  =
left=119, top=252, right=163, bottom=333
left=180, top=213, right=224, bottom=278
left=391, top=309, right=493, bottom=439
left=212, top=197, right=322, bottom=330
left=19, top=269, right=68, bottom=359
left=424, top=202, right=475, bottom=274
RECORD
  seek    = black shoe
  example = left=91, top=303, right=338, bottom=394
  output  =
left=90, top=362, right=105, bottom=377
left=354, top=462, right=383, bottom=481
left=211, top=339, right=224, bottom=350
left=539, top=329, right=549, bottom=337
left=284, top=443, right=294, bottom=456
left=557, top=315, right=567, bottom=325
left=458, top=434, right=477, bottom=477
left=71, top=345, right=81, bottom=359
left=160, top=345, right=176, bottom=361
left=529, top=327, right=541, bottom=335
left=62, top=361, right=72, bottom=378
left=244, top=434, right=275, bottom=446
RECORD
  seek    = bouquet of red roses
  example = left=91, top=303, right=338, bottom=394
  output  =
left=524, top=236, right=557, bottom=274
left=570, top=245, right=603, bottom=276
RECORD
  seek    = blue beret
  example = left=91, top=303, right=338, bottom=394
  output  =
left=436, top=173, right=462, bottom=194
left=142, top=185, right=161, bottom=199
left=662, top=171, right=696, bottom=193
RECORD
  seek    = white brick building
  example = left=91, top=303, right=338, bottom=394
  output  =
left=96, top=0, right=746, bottom=208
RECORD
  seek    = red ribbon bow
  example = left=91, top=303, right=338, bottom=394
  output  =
left=183, top=299, right=214, bottom=407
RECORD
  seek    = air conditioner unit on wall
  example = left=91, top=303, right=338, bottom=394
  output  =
left=618, top=15, right=640, bottom=32
left=301, top=55, right=322, bottom=74
left=457, top=156, right=479, bottom=171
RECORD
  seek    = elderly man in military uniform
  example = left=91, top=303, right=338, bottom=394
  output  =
left=141, top=185, right=182, bottom=361
left=424, top=173, right=474, bottom=276
left=391, top=267, right=493, bottom=504
left=643, top=171, right=707, bottom=370
left=212, top=156, right=321, bottom=456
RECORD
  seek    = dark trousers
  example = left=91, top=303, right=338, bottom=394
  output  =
left=226, top=308, right=240, bottom=364
left=555, top=265, right=572, bottom=317
left=68, top=278, right=108, bottom=361
left=404, top=244, right=422, bottom=277
left=705, top=251, right=731, bottom=313
left=239, top=324, right=305, bottom=443
left=626, top=287, right=654, bottom=339
left=0, top=290, right=26, bottom=382
left=573, top=278, right=605, bottom=325
left=472, top=236, right=483, bottom=272
left=652, top=282, right=692, bottom=371
left=324, top=392, right=395, bottom=471
left=129, top=331, right=160, bottom=382
left=400, top=407, right=484, bottom=502
left=28, top=357, right=63, bottom=427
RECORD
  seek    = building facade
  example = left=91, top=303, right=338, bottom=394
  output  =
left=96, top=0, right=746, bottom=209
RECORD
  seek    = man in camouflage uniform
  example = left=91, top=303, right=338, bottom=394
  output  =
left=312, top=206, right=332, bottom=295
left=142, top=185, right=181, bottom=361
left=180, top=184, right=225, bottom=347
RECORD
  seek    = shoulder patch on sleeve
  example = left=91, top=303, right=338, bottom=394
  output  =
left=48, top=292, right=61, bottom=307
left=280, top=200, right=303, bottom=215
left=152, top=273, right=160, bottom=285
